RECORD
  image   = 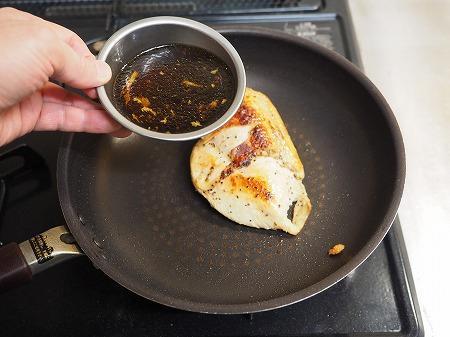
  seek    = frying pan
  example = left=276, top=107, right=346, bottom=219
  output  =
left=0, top=28, right=405, bottom=314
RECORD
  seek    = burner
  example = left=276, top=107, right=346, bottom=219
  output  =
left=0, top=145, right=50, bottom=216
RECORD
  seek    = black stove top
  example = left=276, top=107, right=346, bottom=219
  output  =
left=0, top=1, right=422, bottom=336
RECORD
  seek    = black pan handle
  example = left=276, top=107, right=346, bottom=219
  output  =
left=0, top=226, right=83, bottom=292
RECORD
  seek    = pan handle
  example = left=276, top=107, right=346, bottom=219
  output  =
left=0, top=226, right=82, bottom=292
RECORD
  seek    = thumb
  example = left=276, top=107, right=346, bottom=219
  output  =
left=50, top=40, right=112, bottom=89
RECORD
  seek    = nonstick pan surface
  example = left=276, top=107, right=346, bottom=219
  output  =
left=58, top=29, right=405, bottom=313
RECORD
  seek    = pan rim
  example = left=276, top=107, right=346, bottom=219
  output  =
left=58, top=27, right=406, bottom=314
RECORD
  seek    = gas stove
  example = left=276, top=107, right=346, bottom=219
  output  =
left=0, top=1, right=422, bottom=336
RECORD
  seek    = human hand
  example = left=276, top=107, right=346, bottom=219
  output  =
left=0, top=8, right=130, bottom=146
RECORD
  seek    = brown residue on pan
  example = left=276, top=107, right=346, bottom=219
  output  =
left=328, top=244, right=345, bottom=256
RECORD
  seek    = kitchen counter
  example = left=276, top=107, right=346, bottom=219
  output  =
left=349, top=1, right=450, bottom=336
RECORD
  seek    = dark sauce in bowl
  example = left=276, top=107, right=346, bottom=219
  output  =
left=113, top=44, right=236, bottom=133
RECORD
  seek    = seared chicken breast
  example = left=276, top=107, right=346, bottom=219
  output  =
left=190, top=88, right=311, bottom=235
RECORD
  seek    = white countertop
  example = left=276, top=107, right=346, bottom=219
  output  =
left=349, top=1, right=450, bottom=336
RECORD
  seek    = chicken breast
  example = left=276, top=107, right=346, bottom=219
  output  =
left=190, top=88, right=311, bottom=235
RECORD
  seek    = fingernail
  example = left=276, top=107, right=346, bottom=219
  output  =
left=95, top=60, right=112, bottom=83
